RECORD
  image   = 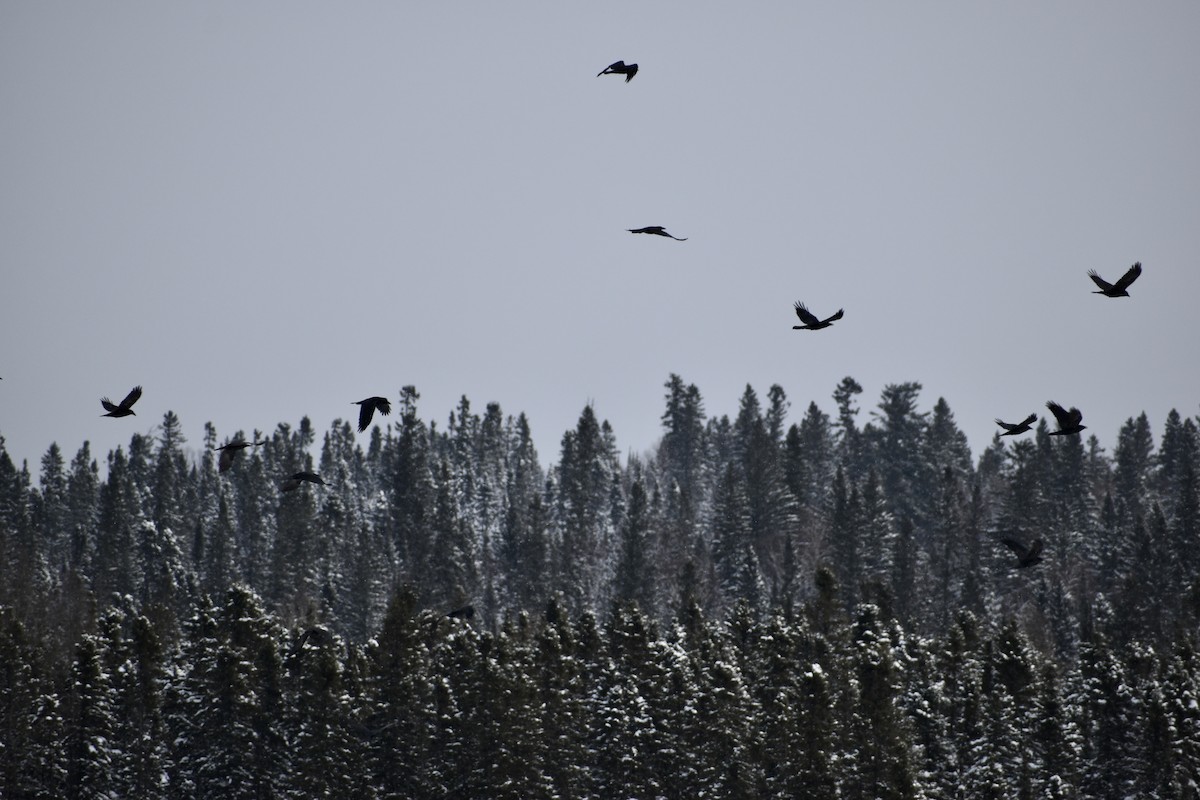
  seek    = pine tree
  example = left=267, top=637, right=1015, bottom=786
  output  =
left=842, top=604, right=918, bottom=800
left=283, top=627, right=366, bottom=799
left=711, top=463, right=758, bottom=613
left=0, top=607, right=67, bottom=797
left=614, top=472, right=655, bottom=612
left=391, top=387, right=437, bottom=599
left=63, top=633, right=118, bottom=800
left=0, top=436, right=37, bottom=612
left=832, top=376, right=864, bottom=477
left=658, top=373, right=708, bottom=525
left=871, top=382, right=931, bottom=530
left=367, top=587, right=443, bottom=798
left=555, top=404, right=618, bottom=612
left=827, top=467, right=861, bottom=609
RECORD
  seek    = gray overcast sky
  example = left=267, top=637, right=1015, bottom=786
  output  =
left=3, top=2, right=1199, bottom=473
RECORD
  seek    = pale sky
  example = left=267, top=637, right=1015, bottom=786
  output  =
left=3, top=2, right=1199, bottom=474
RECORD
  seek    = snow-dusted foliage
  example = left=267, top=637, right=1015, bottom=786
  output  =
left=2, top=376, right=1200, bottom=796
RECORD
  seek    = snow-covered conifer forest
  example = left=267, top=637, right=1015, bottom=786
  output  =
left=2, top=375, right=1199, bottom=797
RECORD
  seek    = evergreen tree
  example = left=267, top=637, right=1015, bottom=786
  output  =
left=0, top=608, right=67, bottom=797
left=391, top=387, right=436, bottom=597
left=711, top=463, right=759, bottom=613
left=871, top=382, right=931, bottom=529
left=832, top=376, right=864, bottom=476
left=63, top=633, right=118, bottom=800
left=614, top=472, right=655, bottom=611
left=555, top=404, right=618, bottom=612
left=658, top=373, right=708, bottom=524
left=842, top=604, right=918, bottom=800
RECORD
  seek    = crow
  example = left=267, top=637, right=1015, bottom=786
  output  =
left=629, top=226, right=687, bottom=240
left=1000, top=537, right=1044, bottom=569
left=354, top=396, right=392, bottom=433
left=214, top=439, right=266, bottom=473
left=1089, top=262, right=1142, bottom=297
left=289, top=626, right=332, bottom=658
left=597, top=60, right=638, bottom=82
left=1046, top=401, right=1086, bottom=436
left=101, top=386, right=142, bottom=418
left=282, top=471, right=326, bottom=492
left=792, top=302, right=844, bottom=330
left=995, top=414, right=1037, bottom=436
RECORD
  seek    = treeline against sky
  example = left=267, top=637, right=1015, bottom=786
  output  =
left=2, top=374, right=1200, bottom=795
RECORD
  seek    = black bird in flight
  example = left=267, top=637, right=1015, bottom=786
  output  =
left=213, top=439, right=266, bottom=473
left=1000, top=537, right=1044, bottom=569
left=995, top=414, right=1037, bottom=436
left=445, top=605, right=475, bottom=620
left=792, top=302, right=844, bottom=331
left=101, top=386, right=142, bottom=418
left=597, top=60, right=638, bottom=82
left=629, top=226, right=687, bottom=241
left=354, top=396, right=392, bottom=433
left=1088, top=262, right=1142, bottom=298
left=1046, top=401, right=1086, bottom=436
left=289, top=626, right=332, bottom=658
left=282, top=471, right=326, bottom=492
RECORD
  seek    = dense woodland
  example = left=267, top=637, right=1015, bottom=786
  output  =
left=2, top=375, right=1200, bottom=798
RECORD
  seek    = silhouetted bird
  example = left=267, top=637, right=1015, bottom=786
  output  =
left=1046, top=401, right=1086, bottom=435
left=995, top=414, right=1037, bottom=436
left=597, top=60, right=638, bottom=82
left=629, top=226, right=687, bottom=241
left=1089, top=262, right=1142, bottom=297
left=289, top=626, right=332, bottom=657
left=101, top=386, right=142, bottom=418
left=282, top=471, right=326, bottom=492
left=214, top=439, right=266, bottom=473
left=446, top=605, right=475, bottom=620
left=354, top=396, right=392, bottom=432
left=1000, top=537, right=1044, bottom=569
left=792, top=302, right=844, bottom=330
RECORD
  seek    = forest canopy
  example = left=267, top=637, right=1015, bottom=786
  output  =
left=2, top=375, right=1199, bottom=798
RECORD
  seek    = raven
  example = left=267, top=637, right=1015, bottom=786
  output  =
left=354, top=396, right=392, bottom=433
left=995, top=414, right=1037, bottom=436
left=1089, top=262, right=1142, bottom=297
left=1000, top=537, right=1044, bottom=569
left=792, top=302, right=844, bottom=330
left=282, top=471, right=326, bottom=492
left=214, top=439, right=266, bottom=473
left=1046, top=401, right=1086, bottom=436
left=446, top=605, right=475, bottom=620
left=289, top=626, right=332, bottom=658
left=597, top=60, right=638, bottom=82
left=629, top=226, right=687, bottom=241
left=101, top=386, right=142, bottom=418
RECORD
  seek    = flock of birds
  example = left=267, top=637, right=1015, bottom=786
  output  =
left=992, top=262, right=1143, bottom=568
left=95, top=387, right=394, bottom=491
left=82, top=63, right=1149, bottom=577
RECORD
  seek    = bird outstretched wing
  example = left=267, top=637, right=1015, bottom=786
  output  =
left=823, top=309, right=845, bottom=324
left=793, top=303, right=819, bottom=326
left=1087, top=270, right=1114, bottom=292
left=1000, top=537, right=1030, bottom=559
left=1046, top=401, right=1072, bottom=428
left=1113, top=261, right=1142, bottom=291
left=118, top=386, right=142, bottom=410
left=357, top=402, right=375, bottom=433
